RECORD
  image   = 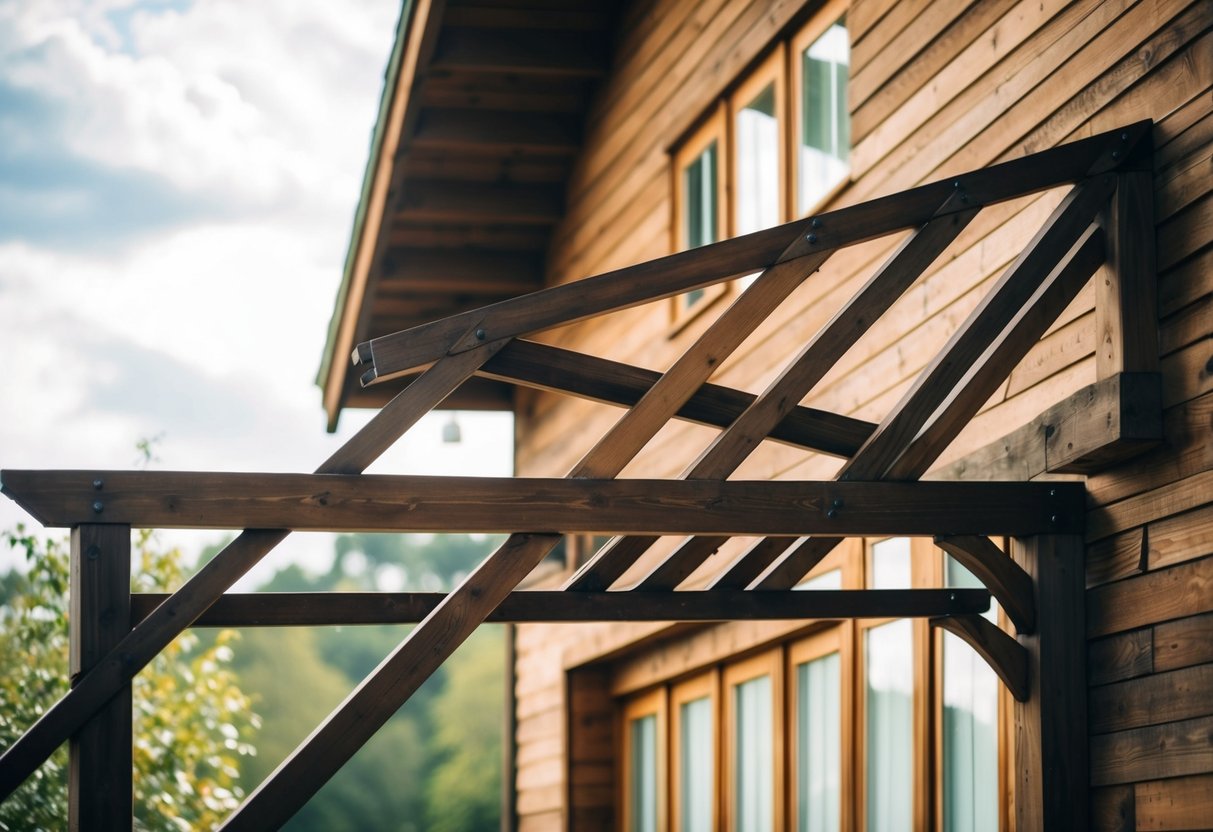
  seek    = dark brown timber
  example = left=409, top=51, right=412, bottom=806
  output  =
left=933, top=613, right=1029, bottom=702
left=356, top=122, right=1148, bottom=380
left=131, top=588, right=991, bottom=626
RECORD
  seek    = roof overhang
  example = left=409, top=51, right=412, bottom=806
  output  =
left=318, top=0, right=616, bottom=431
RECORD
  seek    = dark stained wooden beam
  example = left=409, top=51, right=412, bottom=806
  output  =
left=377, top=248, right=542, bottom=294
left=386, top=222, right=550, bottom=251
left=131, top=588, right=990, bottom=626
left=394, top=180, right=565, bottom=225
left=478, top=340, right=876, bottom=457
left=932, top=614, right=1029, bottom=702
left=357, top=122, right=1151, bottom=379
left=429, top=26, right=609, bottom=77
left=935, top=534, right=1035, bottom=634
left=411, top=108, right=581, bottom=154
left=0, top=472, right=1084, bottom=536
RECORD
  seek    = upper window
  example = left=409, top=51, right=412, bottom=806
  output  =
left=793, top=12, right=850, bottom=214
left=670, top=4, right=851, bottom=328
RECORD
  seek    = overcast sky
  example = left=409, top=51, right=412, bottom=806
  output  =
left=0, top=0, right=513, bottom=581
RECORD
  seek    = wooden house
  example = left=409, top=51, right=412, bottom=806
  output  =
left=1, top=0, right=1208, bottom=830
left=317, top=0, right=1212, bottom=829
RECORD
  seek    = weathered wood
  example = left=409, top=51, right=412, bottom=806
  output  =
left=0, top=349, right=493, bottom=803
left=1088, top=627, right=1153, bottom=687
left=1098, top=167, right=1159, bottom=376
left=935, top=534, right=1035, bottom=633
left=927, top=372, right=1164, bottom=481
left=1090, top=715, right=1213, bottom=787
left=1089, top=784, right=1135, bottom=832
left=357, top=123, right=1150, bottom=380
left=1134, top=773, right=1213, bottom=830
left=1013, top=534, right=1087, bottom=831
left=1088, top=663, right=1213, bottom=735
left=69, top=525, right=132, bottom=832
left=1155, top=611, right=1213, bottom=673
left=932, top=613, right=1029, bottom=701
left=129, top=588, right=990, bottom=626
left=479, top=340, right=875, bottom=457
left=1088, top=557, right=1213, bottom=639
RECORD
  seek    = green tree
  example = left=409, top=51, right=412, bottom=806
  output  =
left=0, top=527, right=258, bottom=830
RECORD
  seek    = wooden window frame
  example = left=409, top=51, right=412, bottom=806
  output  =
left=789, top=0, right=851, bottom=218
left=787, top=624, right=853, bottom=831
left=729, top=44, right=788, bottom=240
left=670, top=670, right=721, bottom=832
left=855, top=536, right=935, bottom=831
left=619, top=687, right=668, bottom=831
left=670, top=102, right=730, bottom=330
left=722, top=649, right=785, bottom=831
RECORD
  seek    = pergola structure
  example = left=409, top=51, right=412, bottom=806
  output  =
left=0, top=122, right=1158, bottom=830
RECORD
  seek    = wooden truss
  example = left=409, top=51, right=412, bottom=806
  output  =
left=0, top=122, right=1158, bottom=831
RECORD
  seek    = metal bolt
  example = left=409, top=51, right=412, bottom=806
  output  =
left=807, top=233, right=818, bottom=244
left=832, top=498, right=844, bottom=509
left=1120, top=132, right=1129, bottom=141
left=1049, top=488, right=1057, bottom=498
left=86, top=544, right=100, bottom=561
left=953, top=180, right=961, bottom=189
left=948, top=591, right=958, bottom=602
left=811, top=217, right=823, bottom=229
left=1111, top=150, right=1120, bottom=160
left=92, top=501, right=104, bottom=514
left=475, top=329, right=486, bottom=341
left=92, top=478, right=103, bottom=490
left=1050, top=514, right=1060, bottom=524
left=826, top=508, right=838, bottom=520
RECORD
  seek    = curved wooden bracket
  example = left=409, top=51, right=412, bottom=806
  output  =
left=933, top=613, right=1030, bottom=702
left=935, top=534, right=1036, bottom=634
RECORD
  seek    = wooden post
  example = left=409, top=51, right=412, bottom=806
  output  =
left=1012, top=534, right=1086, bottom=831
left=69, top=524, right=132, bottom=831
left=1097, top=164, right=1158, bottom=377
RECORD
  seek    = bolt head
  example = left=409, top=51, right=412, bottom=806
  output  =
left=826, top=508, right=837, bottom=520
left=1111, top=150, right=1120, bottom=160
left=1120, top=132, right=1129, bottom=141
left=475, top=329, right=486, bottom=341
left=810, top=217, right=823, bottom=229
left=92, top=478, right=103, bottom=490
left=807, top=233, right=818, bottom=244
left=92, top=501, right=104, bottom=514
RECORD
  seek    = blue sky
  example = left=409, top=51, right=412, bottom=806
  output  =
left=0, top=0, right=513, bottom=580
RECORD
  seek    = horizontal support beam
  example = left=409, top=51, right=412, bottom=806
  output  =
left=1, top=471, right=1085, bottom=536
left=478, top=340, right=875, bottom=458
left=356, top=122, right=1150, bottom=380
left=131, top=588, right=991, bottom=626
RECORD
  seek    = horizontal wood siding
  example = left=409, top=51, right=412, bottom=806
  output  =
left=510, top=0, right=1213, bottom=824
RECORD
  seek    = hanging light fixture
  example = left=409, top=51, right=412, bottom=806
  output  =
left=441, top=412, right=462, bottom=444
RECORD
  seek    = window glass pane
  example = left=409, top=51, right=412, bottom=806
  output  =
left=799, top=17, right=850, bottom=213
left=736, top=83, right=780, bottom=236
left=866, top=619, right=913, bottom=832
left=943, top=557, right=999, bottom=831
left=679, top=697, right=713, bottom=832
left=683, top=141, right=718, bottom=249
left=629, top=714, right=658, bottom=832
left=734, top=675, right=773, bottom=831
left=796, top=568, right=842, bottom=590
left=871, top=537, right=911, bottom=589
left=797, top=652, right=840, bottom=832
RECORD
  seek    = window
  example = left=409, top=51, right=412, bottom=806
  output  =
left=725, top=651, right=782, bottom=831
left=621, top=689, right=665, bottom=832
left=670, top=5, right=851, bottom=328
left=792, top=5, right=850, bottom=214
left=671, top=673, right=717, bottom=832
left=611, top=537, right=1014, bottom=830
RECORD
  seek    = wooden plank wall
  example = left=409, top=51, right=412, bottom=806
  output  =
left=510, top=0, right=1213, bottom=828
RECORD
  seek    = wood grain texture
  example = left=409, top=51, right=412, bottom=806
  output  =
left=129, top=588, right=990, bottom=626
left=68, top=525, right=132, bottom=832
left=1088, top=663, right=1213, bottom=735
left=933, top=613, right=1029, bottom=701
left=1090, top=715, right=1213, bottom=787
left=936, top=534, right=1036, bottom=633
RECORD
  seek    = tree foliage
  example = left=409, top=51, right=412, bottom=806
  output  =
left=0, top=527, right=258, bottom=831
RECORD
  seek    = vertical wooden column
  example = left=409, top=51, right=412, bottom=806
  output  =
left=69, top=524, right=132, bottom=832
left=1012, top=534, right=1086, bottom=831
left=1097, top=164, right=1158, bottom=377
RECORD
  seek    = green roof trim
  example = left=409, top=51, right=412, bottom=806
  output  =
left=316, top=0, right=415, bottom=430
